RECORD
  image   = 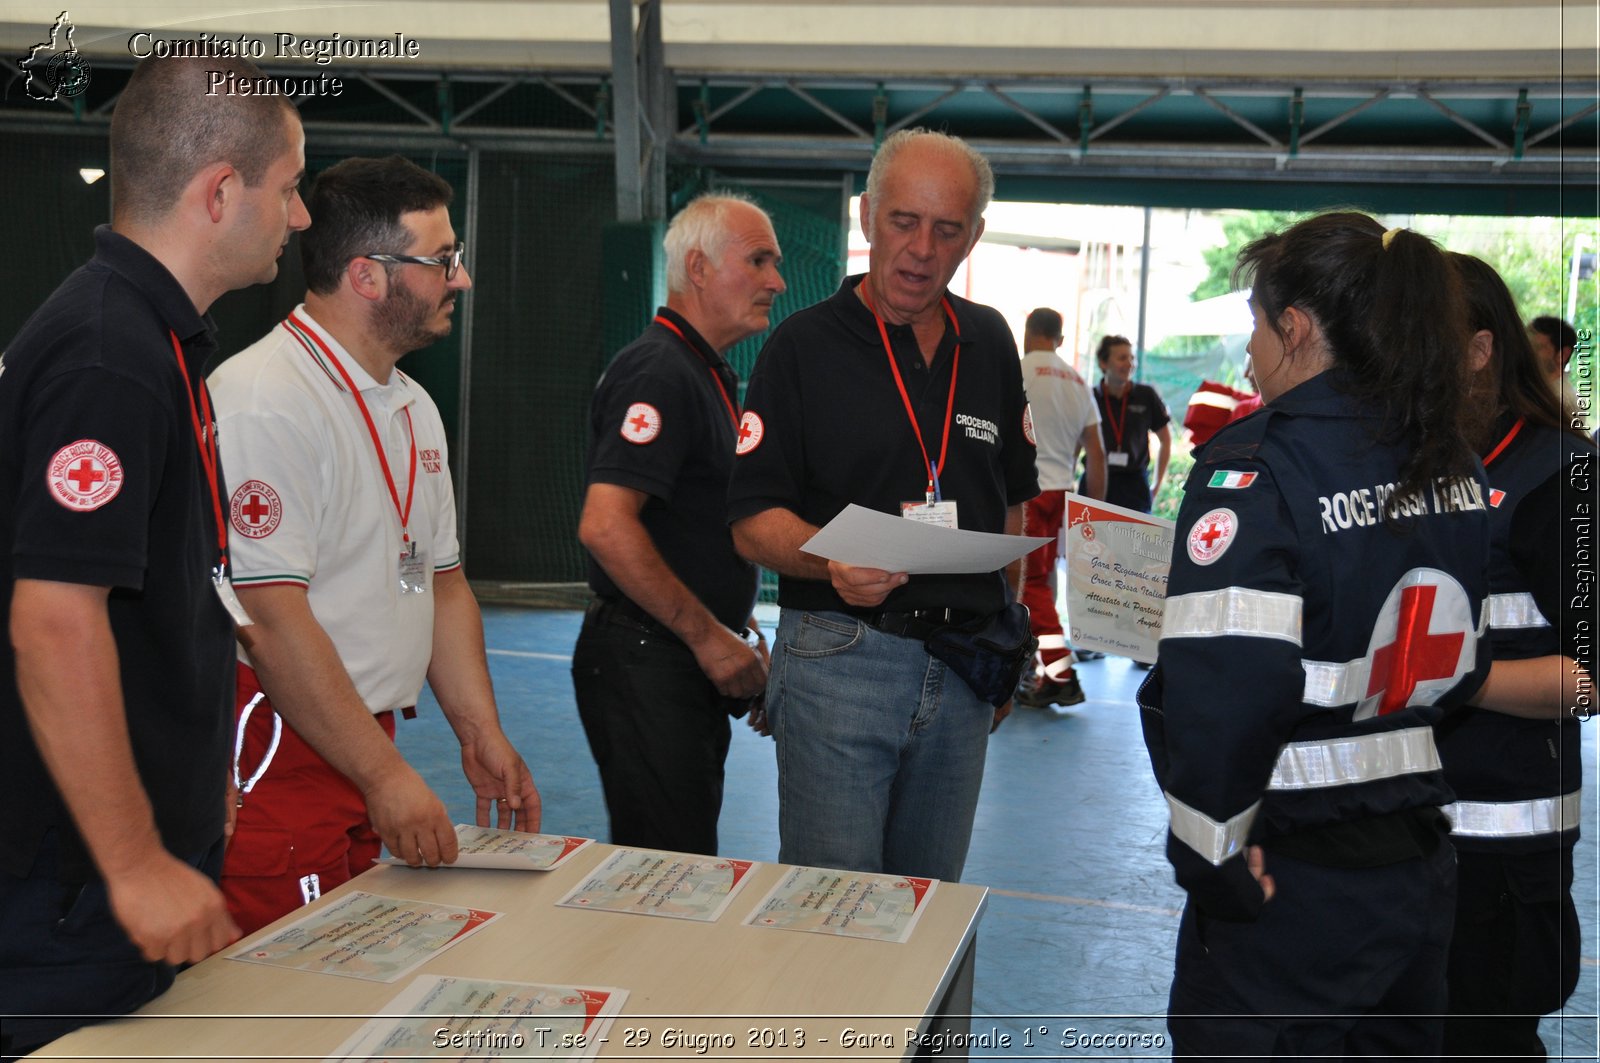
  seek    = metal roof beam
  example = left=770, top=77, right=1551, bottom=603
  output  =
left=1085, top=86, right=1173, bottom=143
left=353, top=73, right=440, bottom=130
left=1192, top=87, right=1282, bottom=148
left=886, top=83, right=967, bottom=135
left=1416, top=89, right=1509, bottom=150
left=983, top=84, right=1074, bottom=144
left=1524, top=100, right=1600, bottom=149
left=782, top=80, right=870, bottom=139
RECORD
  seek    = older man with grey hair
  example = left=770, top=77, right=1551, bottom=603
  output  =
left=574, top=192, right=786, bottom=856
left=729, top=130, right=1038, bottom=883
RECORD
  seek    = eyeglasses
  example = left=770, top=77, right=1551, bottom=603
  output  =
left=363, top=241, right=465, bottom=281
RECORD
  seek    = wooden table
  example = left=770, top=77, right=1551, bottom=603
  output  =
left=32, top=845, right=987, bottom=1061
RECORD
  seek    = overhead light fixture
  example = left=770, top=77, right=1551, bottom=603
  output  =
left=79, top=167, right=106, bottom=184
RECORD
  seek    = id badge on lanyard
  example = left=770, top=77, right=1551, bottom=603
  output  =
left=284, top=313, right=426, bottom=598
left=1107, top=451, right=1131, bottom=468
left=170, top=331, right=253, bottom=626
left=398, top=540, right=429, bottom=594
left=861, top=285, right=965, bottom=533
left=214, top=567, right=254, bottom=626
left=900, top=499, right=960, bottom=529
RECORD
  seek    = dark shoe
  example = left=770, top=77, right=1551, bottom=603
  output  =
left=1074, top=648, right=1106, bottom=662
left=1133, top=659, right=1154, bottom=670
left=1016, top=672, right=1087, bottom=708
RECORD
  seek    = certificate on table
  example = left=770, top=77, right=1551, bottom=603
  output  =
left=379, top=826, right=593, bottom=871
left=328, top=975, right=627, bottom=1061
left=1063, top=493, right=1175, bottom=664
left=227, top=891, right=499, bottom=982
left=744, top=866, right=937, bottom=943
left=801, top=503, right=1049, bottom=574
left=556, top=848, right=757, bottom=922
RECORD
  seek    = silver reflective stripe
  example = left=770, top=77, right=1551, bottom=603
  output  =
left=1165, top=793, right=1260, bottom=866
left=1444, top=791, right=1582, bottom=838
left=1268, top=726, right=1441, bottom=790
left=1301, top=657, right=1369, bottom=707
left=1488, top=592, right=1552, bottom=630
left=1161, top=588, right=1302, bottom=645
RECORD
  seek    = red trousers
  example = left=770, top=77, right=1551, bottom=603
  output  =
left=220, top=665, right=396, bottom=936
left=1021, top=490, right=1075, bottom=679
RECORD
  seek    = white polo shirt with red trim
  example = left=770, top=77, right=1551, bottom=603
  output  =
left=1020, top=346, right=1099, bottom=490
left=208, top=306, right=461, bottom=715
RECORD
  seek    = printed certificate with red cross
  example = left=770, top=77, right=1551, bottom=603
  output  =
left=329, top=975, right=627, bottom=1061
left=227, top=892, right=500, bottom=982
left=1063, top=494, right=1176, bottom=664
left=377, top=826, right=593, bottom=872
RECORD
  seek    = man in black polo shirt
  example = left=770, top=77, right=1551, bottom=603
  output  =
left=574, top=193, right=785, bottom=856
left=729, top=130, right=1037, bottom=882
left=0, top=56, right=310, bottom=1053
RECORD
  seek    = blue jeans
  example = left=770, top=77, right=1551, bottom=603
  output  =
left=768, top=610, right=994, bottom=882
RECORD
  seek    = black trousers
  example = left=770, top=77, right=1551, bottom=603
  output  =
left=1443, top=846, right=1579, bottom=1062
left=572, top=599, right=733, bottom=857
left=1168, top=838, right=1457, bottom=1060
left=0, top=830, right=226, bottom=1058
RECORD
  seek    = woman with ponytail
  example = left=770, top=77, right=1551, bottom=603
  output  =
left=1139, top=213, right=1493, bottom=1056
left=1436, top=253, right=1594, bottom=1062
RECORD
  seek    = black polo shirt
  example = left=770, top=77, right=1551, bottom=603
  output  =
left=584, top=306, right=758, bottom=630
left=1093, top=380, right=1170, bottom=483
left=1, top=226, right=235, bottom=880
left=728, top=276, right=1038, bottom=614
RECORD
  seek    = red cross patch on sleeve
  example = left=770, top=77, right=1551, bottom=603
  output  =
left=736, top=411, right=765, bottom=455
left=1186, top=507, right=1238, bottom=566
left=1022, top=403, right=1036, bottom=446
left=230, top=480, right=284, bottom=538
left=620, top=402, right=662, bottom=445
left=47, top=440, right=124, bottom=511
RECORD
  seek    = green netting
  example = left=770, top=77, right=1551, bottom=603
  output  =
left=713, top=179, right=848, bottom=601
left=463, top=152, right=617, bottom=584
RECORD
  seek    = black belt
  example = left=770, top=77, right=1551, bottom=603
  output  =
left=862, top=607, right=980, bottom=641
left=587, top=595, right=677, bottom=640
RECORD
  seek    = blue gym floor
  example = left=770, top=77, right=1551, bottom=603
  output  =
left=398, top=603, right=1600, bottom=1060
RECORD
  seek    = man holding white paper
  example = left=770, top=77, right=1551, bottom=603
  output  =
left=728, top=129, right=1038, bottom=883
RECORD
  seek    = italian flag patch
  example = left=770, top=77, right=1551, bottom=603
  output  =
left=1208, top=470, right=1257, bottom=489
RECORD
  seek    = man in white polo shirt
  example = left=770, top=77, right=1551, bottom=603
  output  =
left=209, top=155, right=539, bottom=935
left=1016, top=307, right=1106, bottom=708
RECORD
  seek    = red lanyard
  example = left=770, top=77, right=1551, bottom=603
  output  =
left=859, top=285, right=961, bottom=502
left=654, top=315, right=739, bottom=429
left=168, top=331, right=228, bottom=569
left=284, top=313, right=418, bottom=544
left=1100, top=381, right=1130, bottom=452
left=1481, top=416, right=1524, bottom=468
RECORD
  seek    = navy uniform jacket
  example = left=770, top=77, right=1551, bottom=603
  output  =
left=1436, top=416, right=1597, bottom=854
left=1141, top=370, right=1491, bottom=920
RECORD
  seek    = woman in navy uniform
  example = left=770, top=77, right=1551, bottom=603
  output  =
left=1437, top=254, right=1595, bottom=1061
left=1141, top=213, right=1492, bottom=1057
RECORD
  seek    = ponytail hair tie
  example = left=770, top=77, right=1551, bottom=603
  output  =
left=1381, top=227, right=1402, bottom=250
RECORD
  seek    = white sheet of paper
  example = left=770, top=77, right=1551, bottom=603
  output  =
left=801, top=504, right=1049, bottom=574
left=1062, top=493, right=1176, bottom=664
